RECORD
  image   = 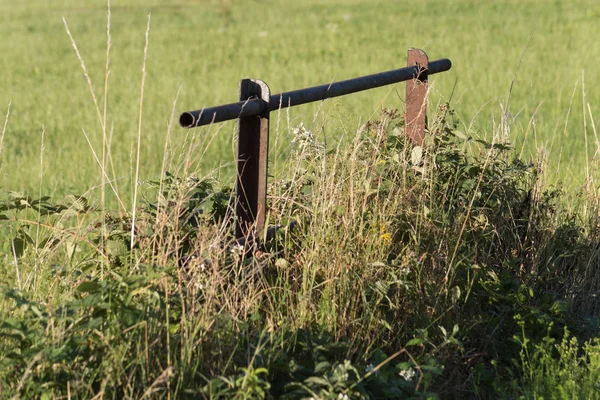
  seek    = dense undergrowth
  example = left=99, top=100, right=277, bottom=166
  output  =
left=1, top=106, right=599, bottom=399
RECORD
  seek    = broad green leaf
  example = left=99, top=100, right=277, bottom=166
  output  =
left=77, top=281, right=101, bottom=293
left=65, top=194, right=89, bottom=212
left=304, top=376, right=330, bottom=386
left=1, top=318, right=22, bottom=330
left=107, top=239, right=128, bottom=257
left=440, top=325, right=447, bottom=337
left=11, top=238, right=25, bottom=259
left=65, top=239, right=77, bottom=260
left=452, top=324, right=459, bottom=336
left=86, top=317, right=103, bottom=329
left=169, top=323, right=180, bottom=334
left=314, top=361, right=331, bottom=374
left=19, top=229, right=34, bottom=245
left=450, top=286, right=461, bottom=304
left=452, top=130, right=469, bottom=140
left=30, top=305, right=43, bottom=318
left=406, top=338, right=424, bottom=347
left=411, top=146, right=423, bottom=165
left=8, top=191, right=25, bottom=199
left=373, top=280, right=390, bottom=297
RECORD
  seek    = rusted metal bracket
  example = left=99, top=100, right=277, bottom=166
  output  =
left=236, top=79, right=270, bottom=241
left=405, top=48, right=429, bottom=146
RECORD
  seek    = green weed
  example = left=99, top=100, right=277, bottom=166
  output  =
left=0, top=102, right=598, bottom=398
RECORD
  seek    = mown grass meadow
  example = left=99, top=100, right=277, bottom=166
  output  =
left=0, top=0, right=600, bottom=399
left=0, top=0, right=599, bottom=199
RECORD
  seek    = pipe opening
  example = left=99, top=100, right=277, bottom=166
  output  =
left=179, top=112, right=195, bottom=128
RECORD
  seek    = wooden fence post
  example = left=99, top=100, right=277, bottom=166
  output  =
left=405, top=48, right=429, bottom=145
left=236, top=79, right=270, bottom=241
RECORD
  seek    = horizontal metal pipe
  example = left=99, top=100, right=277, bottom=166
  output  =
left=180, top=58, right=451, bottom=128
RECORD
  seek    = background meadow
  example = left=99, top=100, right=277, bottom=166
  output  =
left=0, top=0, right=599, bottom=203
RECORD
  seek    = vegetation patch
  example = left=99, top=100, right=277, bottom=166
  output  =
left=1, top=1, right=600, bottom=397
left=1, top=106, right=599, bottom=398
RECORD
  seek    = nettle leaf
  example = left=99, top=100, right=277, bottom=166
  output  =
left=38, top=237, right=60, bottom=250
left=314, top=361, right=331, bottom=374
left=169, top=323, right=180, bottom=334
left=301, top=185, right=313, bottom=196
left=372, top=280, right=390, bottom=298
left=304, top=376, right=331, bottom=387
left=65, top=239, right=78, bottom=260
left=64, top=194, right=90, bottom=213
left=439, top=325, right=448, bottom=338
left=78, top=292, right=105, bottom=309
left=107, top=239, right=128, bottom=257
left=405, top=338, right=424, bottom=347
left=8, top=191, right=26, bottom=199
left=77, top=281, right=102, bottom=293
left=411, top=146, right=423, bottom=165
left=450, top=286, right=461, bottom=304
left=11, top=238, right=26, bottom=259
left=452, top=130, right=469, bottom=140
left=18, top=229, right=34, bottom=245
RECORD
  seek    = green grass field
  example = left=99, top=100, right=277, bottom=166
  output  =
left=1, top=0, right=599, bottom=203
left=1, top=1, right=600, bottom=398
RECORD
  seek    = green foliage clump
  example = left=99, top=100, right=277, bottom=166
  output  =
left=512, top=324, right=600, bottom=399
left=0, top=106, right=599, bottom=398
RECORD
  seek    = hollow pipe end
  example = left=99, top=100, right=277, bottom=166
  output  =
left=179, top=112, right=195, bottom=128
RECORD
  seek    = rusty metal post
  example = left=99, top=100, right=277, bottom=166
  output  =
left=405, top=48, right=429, bottom=145
left=236, top=79, right=270, bottom=241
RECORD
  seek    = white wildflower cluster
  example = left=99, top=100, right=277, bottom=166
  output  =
left=333, top=363, right=349, bottom=383
left=399, top=367, right=417, bottom=382
left=399, top=266, right=411, bottom=276
left=291, top=122, right=324, bottom=158
left=337, top=393, right=350, bottom=400
left=229, top=243, right=244, bottom=258
left=292, top=122, right=314, bottom=147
